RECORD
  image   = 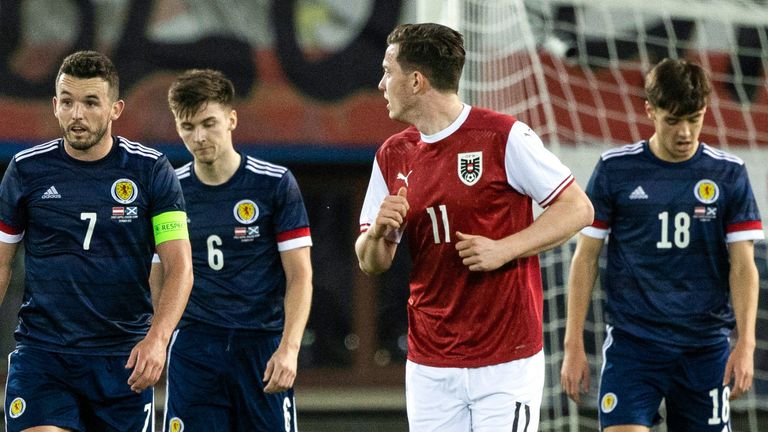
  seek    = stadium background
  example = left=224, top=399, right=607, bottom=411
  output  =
left=0, top=1, right=766, bottom=431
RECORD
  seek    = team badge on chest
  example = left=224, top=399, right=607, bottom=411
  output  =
left=111, top=178, right=138, bottom=204
left=458, top=151, right=482, bottom=186
left=234, top=199, right=259, bottom=224
left=694, top=179, right=719, bottom=204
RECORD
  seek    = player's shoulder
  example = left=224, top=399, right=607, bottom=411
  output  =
left=466, top=106, right=517, bottom=129
left=599, top=142, right=645, bottom=162
left=382, top=125, right=420, bottom=148
left=699, top=143, right=744, bottom=166
left=242, top=155, right=289, bottom=180
left=174, top=162, right=193, bottom=181
left=12, top=139, right=60, bottom=164
left=115, top=136, right=163, bottom=161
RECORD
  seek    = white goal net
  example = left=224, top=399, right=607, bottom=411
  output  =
left=420, top=1, right=768, bottom=431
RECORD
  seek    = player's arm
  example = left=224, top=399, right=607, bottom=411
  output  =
left=263, top=246, right=313, bottom=393
left=127, top=211, right=193, bottom=393
left=0, top=241, right=19, bottom=305
left=560, top=233, right=604, bottom=404
left=456, top=183, right=594, bottom=271
left=355, top=187, right=408, bottom=274
left=724, top=239, right=759, bottom=400
left=148, top=260, right=163, bottom=312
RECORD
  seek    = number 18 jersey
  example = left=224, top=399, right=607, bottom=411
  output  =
left=584, top=141, right=764, bottom=347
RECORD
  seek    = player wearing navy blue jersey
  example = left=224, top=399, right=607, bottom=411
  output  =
left=0, top=51, right=193, bottom=431
left=152, top=69, right=312, bottom=432
left=561, top=59, right=764, bottom=432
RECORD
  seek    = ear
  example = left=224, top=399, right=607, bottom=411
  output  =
left=644, top=101, right=654, bottom=121
left=229, top=109, right=238, bottom=131
left=52, top=96, right=58, bottom=117
left=412, top=71, right=428, bottom=94
left=110, top=99, right=125, bottom=121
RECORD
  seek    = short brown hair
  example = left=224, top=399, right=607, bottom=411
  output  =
left=167, top=69, right=235, bottom=120
left=387, top=23, right=465, bottom=93
left=56, top=51, right=120, bottom=100
left=645, top=58, right=711, bottom=116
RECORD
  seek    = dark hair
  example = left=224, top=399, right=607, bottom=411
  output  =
left=56, top=50, right=120, bottom=100
left=644, top=58, right=711, bottom=116
left=167, top=69, right=235, bottom=120
left=387, top=23, right=465, bottom=93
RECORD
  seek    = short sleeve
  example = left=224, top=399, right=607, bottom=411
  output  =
left=150, top=156, right=186, bottom=217
left=274, top=170, right=312, bottom=251
left=0, top=159, right=26, bottom=243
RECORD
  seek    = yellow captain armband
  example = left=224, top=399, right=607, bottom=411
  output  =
left=152, top=211, right=189, bottom=245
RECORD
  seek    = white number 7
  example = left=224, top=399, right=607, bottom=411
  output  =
left=80, top=212, right=97, bottom=250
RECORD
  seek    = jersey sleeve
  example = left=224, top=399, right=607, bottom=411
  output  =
left=0, top=159, right=26, bottom=243
left=150, top=156, right=186, bottom=216
left=581, top=158, right=611, bottom=239
left=504, top=121, right=574, bottom=207
left=724, top=164, right=764, bottom=243
left=274, top=170, right=312, bottom=252
left=358, top=155, right=403, bottom=243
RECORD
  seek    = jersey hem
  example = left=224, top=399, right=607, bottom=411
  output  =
left=406, top=344, right=543, bottom=368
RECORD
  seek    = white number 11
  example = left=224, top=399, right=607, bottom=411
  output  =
left=426, top=205, right=450, bottom=244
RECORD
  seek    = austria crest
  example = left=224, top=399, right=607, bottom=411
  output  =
left=457, top=151, right=482, bottom=186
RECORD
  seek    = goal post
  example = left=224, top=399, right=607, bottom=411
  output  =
left=418, top=1, right=768, bottom=431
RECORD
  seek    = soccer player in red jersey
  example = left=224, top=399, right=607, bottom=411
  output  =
left=356, top=23, right=594, bottom=431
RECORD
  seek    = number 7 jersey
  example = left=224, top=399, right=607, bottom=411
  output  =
left=359, top=105, right=574, bottom=368
left=583, top=141, right=764, bottom=347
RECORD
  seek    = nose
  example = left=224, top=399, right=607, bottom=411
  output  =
left=193, top=126, right=205, bottom=143
left=71, top=102, right=84, bottom=119
left=678, top=122, right=691, bottom=138
left=378, top=74, right=386, bottom=92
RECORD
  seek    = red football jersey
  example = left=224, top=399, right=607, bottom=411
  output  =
left=360, top=105, right=573, bottom=367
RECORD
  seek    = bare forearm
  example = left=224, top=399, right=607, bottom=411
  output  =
left=0, top=265, right=11, bottom=306
left=149, top=269, right=192, bottom=342
left=281, top=279, right=312, bottom=351
left=355, top=232, right=397, bottom=274
left=730, top=263, right=759, bottom=347
left=502, top=193, right=593, bottom=260
left=564, top=257, right=599, bottom=349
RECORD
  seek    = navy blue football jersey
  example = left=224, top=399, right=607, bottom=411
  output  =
left=175, top=155, right=311, bottom=331
left=0, top=137, right=185, bottom=355
left=583, top=141, right=764, bottom=347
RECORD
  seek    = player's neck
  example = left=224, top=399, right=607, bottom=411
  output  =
left=63, top=134, right=114, bottom=162
left=195, top=150, right=241, bottom=186
left=412, top=94, right=464, bottom=136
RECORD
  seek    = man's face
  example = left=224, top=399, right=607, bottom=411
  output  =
left=378, top=44, right=416, bottom=123
left=646, top=102, right=706, bottom=162
left=174, top=102, right=237, bottom=165
left=53, top=74, right=120, bottom=152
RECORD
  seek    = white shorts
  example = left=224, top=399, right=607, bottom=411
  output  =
left=405, top=350, right=544, bottom=432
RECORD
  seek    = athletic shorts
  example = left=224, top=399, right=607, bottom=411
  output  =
left=405, top=350, right=544, bottom=432
left=5, top=347, right=155, bottom=432
left=164, top=324, right=296, bottom=432
left=599, top=326, right=731, bottom=431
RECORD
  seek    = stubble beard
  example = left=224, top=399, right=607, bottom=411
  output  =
left=62, top=123, right=109, bottom=152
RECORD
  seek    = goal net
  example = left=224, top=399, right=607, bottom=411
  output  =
left=420, top=1, right=768, bottom=431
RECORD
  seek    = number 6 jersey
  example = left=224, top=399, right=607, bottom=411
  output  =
left=359, top=104, right=574, bottom=368
left=583, top=141, right=764, bottom=347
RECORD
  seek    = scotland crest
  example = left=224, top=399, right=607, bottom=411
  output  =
left=458, top=152, right=482, bottom=186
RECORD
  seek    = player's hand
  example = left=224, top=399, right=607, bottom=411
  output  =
left=455, top=232, right=508, bottom=271
left=126, top=333, right=167, bottom=393
left=724, top=341, right=754, bottom=400
left=368, top=187, right=409, bottom=240
left=263, top=344, right=299, bottom=394
left=560, top=347, right=590, bottom=404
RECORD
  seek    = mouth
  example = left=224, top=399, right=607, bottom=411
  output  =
left=69, top=125, right=88, bottom=135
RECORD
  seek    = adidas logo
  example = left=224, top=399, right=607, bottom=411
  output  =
left=629, top=186, right=648, bottom=200
left=41, top=186, right=61, bottom=199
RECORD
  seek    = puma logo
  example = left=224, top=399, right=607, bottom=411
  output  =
left=397, top=170, right=413, bottom=186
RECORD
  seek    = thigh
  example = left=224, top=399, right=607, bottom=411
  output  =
left=468, top=351, right=544, bottom=432
left=164, top=329, right=230, bottom=432
left=666, top=341, right=731, bottom=432
left=76, top=355, right=154, bottom=432
left=232, top=333, right=297, bottom=432
left=405, top=360, right=470, bottom=432
left=5, top=349, right=83, bottom=432
left=599, top=330, right=671, bottom=429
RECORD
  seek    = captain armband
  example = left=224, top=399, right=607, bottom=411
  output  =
left=152, top=211, right=189, bottom=245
